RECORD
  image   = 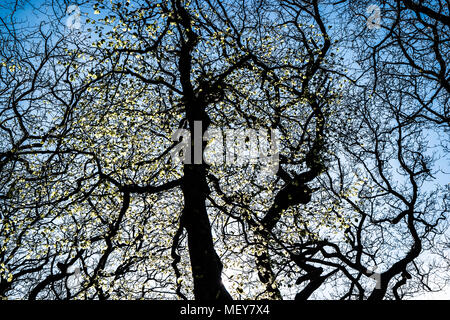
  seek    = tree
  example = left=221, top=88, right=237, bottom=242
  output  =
left=0, top=0, right=448, bottom=300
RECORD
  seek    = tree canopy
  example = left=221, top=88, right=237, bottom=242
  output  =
left=0, top=0, right=449, bottom=300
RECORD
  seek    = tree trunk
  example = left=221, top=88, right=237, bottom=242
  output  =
left=182, top=164, right=232, bottom=300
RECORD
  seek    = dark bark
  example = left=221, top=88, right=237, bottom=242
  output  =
left=182, top=165, right=232, bottom=300
left=173, top=0, right=231, bottom=300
